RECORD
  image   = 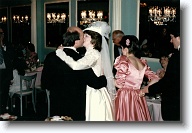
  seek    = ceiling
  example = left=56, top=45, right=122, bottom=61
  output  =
left=0, top=0, right=180, bottom=6
left=140, top=0, right=179, bottom=6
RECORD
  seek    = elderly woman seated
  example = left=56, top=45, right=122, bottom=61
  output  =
left=156, top=53, right=169, bottom=79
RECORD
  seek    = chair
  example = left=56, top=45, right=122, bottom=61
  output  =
left=10, top=73, right=37, bottom=116
left=34, top=85, right=43, bottom=104
left=45, top=89, right=50, bottom=117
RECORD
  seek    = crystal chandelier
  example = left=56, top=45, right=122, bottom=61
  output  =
left=80, top=10, right=103, bottom=25
left=0, top=16, right=7, bottom=23
left=148, top=6, right=176, bottom=24
left=47, top=13, right=66, bottom=23
left=12, top=15, right=29, bottom=23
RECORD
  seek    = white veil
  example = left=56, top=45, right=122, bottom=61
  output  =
left=87, top=21, right=116, bottom=100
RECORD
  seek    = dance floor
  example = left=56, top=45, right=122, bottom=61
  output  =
left=2, top=92, right=48, bottom=121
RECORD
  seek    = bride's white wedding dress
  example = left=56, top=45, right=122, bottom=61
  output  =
left=56, top=46, right=114, bottom=121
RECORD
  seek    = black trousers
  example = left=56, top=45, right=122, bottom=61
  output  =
left=161, top=101, right=180, bottom=121
left=0, top=69, right=10, bottom=114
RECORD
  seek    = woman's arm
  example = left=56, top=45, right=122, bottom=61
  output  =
left=56, top=49, right=99, bottom=70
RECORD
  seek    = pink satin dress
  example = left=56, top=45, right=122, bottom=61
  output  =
left=114, top=56, right=159, bottom=121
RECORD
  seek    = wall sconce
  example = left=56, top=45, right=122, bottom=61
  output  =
left=80, top=10, right=103, bottom=25
left=47, top=12, right=66, bottom=23
left=12, top=15, right=29, bottom=23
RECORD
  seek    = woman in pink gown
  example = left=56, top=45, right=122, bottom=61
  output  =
left=114, top=35, right=159, bottom=121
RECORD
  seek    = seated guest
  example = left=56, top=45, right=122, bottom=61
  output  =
left=9, top=50, right=28, bottom=99
left=25, top=42, right=38, bottom=70
left=156, top=53, right=169, bottom=79
left=9, top=58, right=26, bottom=106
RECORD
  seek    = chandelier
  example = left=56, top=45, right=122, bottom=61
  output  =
left=47, top=13, right=66, bottom=23
left=12, top=15, right=29, bottom=23
left=0, top=16, right=7, bottom=23
left=80, top=10, right=103, bottom=25
left=148, top=6, right=176, bottom=24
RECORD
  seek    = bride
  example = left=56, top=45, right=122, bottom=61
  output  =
left=56, top=21, right=116, bottom=121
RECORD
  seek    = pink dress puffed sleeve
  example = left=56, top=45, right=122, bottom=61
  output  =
left=114, top=55, right=130, bottom=88
left=140, top=59, right=160, bottom=81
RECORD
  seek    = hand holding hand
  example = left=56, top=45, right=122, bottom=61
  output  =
left=57, top=44, right=64, bottom=50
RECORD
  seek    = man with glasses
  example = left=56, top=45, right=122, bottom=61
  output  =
left=112, top=30, right=124, bottom=79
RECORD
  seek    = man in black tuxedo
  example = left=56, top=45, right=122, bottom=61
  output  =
left=0, top=27, right=15, bottom=114
left=41, top=27, right=107, bottom=121
left=142, top=27, right=180, bottom=121
left=112, top=30, right=124, bottom=76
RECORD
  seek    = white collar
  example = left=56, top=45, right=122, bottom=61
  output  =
left=178, top=45, right=180, bottom=50
left=86, top=45, right=94, bottom=50
left=64, top=46, right=78, bottom=53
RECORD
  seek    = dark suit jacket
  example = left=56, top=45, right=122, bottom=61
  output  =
left=148, top=49, right=180, bottom=121
left=41, top=48, right=107, bottom=120
left=113, top=45, right=121, bottom=76
left=114, top=45, right=121, bottom=60
left=0, top=44, right=14, bottom=113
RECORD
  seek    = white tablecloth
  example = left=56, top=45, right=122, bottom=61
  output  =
left=146, top=97, right=163, bottom=121
left=26, top=66, right=43, bottom=87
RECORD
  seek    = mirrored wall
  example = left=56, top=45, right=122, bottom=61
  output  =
left=77, top=0, right=109, bottom=30
left=11, top=5, right=31, bottom=45
left=45, top=1, right=69, bottom=48
left=0, top=7, right=8, bottom=43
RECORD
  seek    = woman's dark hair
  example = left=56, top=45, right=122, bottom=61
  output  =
left=62, top=31, right=80, bottom=47
left=27, top=42, right=35, bottom=52
left=120, top=35, right=141, bottom=58
left=83, top=30, right=102, bottom=52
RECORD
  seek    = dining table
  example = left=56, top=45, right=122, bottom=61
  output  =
left=146, top=96, right=163, bottom=121
left=25, top=66, right=43, bottom=87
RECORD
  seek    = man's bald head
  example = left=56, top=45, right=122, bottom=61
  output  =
left=66, top=26, right=84, bottom=48
left=67, top=26, right=84, bottom=37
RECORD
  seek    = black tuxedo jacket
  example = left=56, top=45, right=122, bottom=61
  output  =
left=148, top=49, right=180, bottom=121
left=41, top=48, right=107, bottom=120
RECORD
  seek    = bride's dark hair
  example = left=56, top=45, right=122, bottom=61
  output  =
left=83, top=30, right=102, bottom=52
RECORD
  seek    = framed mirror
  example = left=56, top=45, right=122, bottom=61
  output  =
left=139, top=0, right=180, bottom=58
left=11, top=5, right=31, bottom=45
left=77, top=0, right=109, bottom=30
left=45, top=1, right=69, bottom=48
left=0, top=7, right=8, bottom=43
